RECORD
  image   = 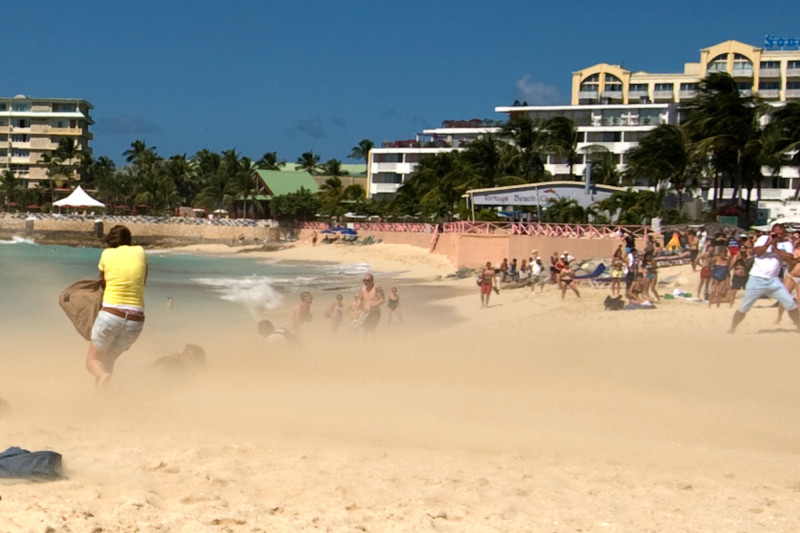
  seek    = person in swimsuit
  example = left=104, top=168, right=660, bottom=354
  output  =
left=326, top=294, right=345, bottom=333
left=728, top=247, right=751, bottom=307
left=289, top=291, right=313, bottom=334
left=697, top=250, right=712, bottom=301
left=559, top=261, right=580, bottom=300
left=387, top=287, right=403, bottom=325
left=610, top=247, right=626, bottom=298
left=642, top=251, right=660, bottom=303
left=479, top=261, right=496, bottom=308
left=708, top=248, right=731, bottom=307
left=776, top=244, right=800, bottom=323
left=356, top=274, right=385, bottom=333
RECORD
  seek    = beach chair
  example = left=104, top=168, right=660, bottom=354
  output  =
left=574, top=263, right=606, bottom=280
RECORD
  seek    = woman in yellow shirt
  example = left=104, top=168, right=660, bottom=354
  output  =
left=86, top=225, right=148, bottom=385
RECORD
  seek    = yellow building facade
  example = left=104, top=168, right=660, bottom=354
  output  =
left=571, top=40, right=800, bottom=105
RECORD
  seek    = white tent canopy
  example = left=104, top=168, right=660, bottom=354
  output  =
left=53, top=186, right=105, bottom=209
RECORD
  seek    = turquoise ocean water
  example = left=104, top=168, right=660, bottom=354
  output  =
left=0, top=237, right=372, bottom=337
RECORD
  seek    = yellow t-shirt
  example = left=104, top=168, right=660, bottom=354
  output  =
left=98, top=245, right=147, bottom=308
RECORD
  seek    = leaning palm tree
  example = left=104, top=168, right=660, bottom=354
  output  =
left=348, top=139, right=374, bottom=163
left=320, top=158, right=350, bottom=177
left=624, top=125, right=691, bottom=205
left=295, top=151, right=321, bottom=175
left=763, top=101, right=800, bottom=199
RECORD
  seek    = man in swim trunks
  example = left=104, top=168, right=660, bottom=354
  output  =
left=730, top=223, right=800, bottom=333
left=479, top=261, right=496, bottom=308
left=357, top=273, right=385, bottom=333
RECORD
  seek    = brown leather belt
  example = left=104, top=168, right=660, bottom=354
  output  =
left=101, top=307, right=145, bottom=322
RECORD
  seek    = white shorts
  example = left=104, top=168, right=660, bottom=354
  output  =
left=91, top=310, right=144, bottom=353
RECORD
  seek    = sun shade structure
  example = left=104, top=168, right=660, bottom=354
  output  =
left=53, top=186, right=105, bottom=209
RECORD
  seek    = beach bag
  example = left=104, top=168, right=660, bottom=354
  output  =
left=0, top=447, right=63, bottom=479
left=59, top=279, right=103, bottom=341
left=604, top=295, right=625, bottom=311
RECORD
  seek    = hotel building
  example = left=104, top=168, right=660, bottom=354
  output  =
left=368, top=39, right=800, bottom=200
left=0, top=95, right=93, bottom=186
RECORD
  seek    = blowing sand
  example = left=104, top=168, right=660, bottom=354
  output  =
left=3, top=242, right=800, bottom=532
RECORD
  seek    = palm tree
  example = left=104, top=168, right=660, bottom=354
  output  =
left=123, top=140, right=156, bottom=165
left=0, top=169, right=25, bottom=207
left=295, top=151, right=321, bottom=175
left=461, top=134, right=508, bottom=189
left=763, top=101, right=800, bottom=198
left=682, top=72, right=760, bottom=208
left=502, top=114, right=546, bottom=181
left=541, top=116, right=582, bottom=180
left=320, top=158, right=350, bottom=177
left=349, top=139, right=374, bottom=163
left=624, top=125, right=691, bottom=205
left=402, top=151, right=472, bottom=220
left=256, top=151, right=286, bottom=170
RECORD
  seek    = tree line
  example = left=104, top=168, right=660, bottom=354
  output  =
left=2, top=72, right=800, bottom=225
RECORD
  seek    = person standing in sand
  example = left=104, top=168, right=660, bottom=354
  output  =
left=479, top=261, right=496, bottom=308
left=559, top=261, right=580, bottom=300
left=729, top=223, right=800, bottom=333
left=86, top=225, right=147, bottom=385
left=325, top=294, right=345, bottom=333
left=356, top=274, right=385, bottom=333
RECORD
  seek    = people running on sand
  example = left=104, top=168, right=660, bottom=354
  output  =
left=325, top=294, right=345, bottom=333
left=289, top=291, right=313, bottom=334
left=86, top=225, right=148, bottom=386
left=387, top=287, right=404, bottom=325
left=355, top=273, right=385, bottom=333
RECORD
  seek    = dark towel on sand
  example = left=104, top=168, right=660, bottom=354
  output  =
left=0, top=447, right=63, bottom=479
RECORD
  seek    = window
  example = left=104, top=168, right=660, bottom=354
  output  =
left=11, top=134, right=29, bottom=143
left=53, top=120, right=68, bottom=128
left=373, top=153, right=402, bottom=163
left=586, top=132, right=621, bottom=143
left=789, top=61, right=800, bottom=69
left=654, top=83, right=674, bottom=92
left=0, top=104, right=6, bottom=111
left=680, top=83, right=698, bottom=91
left=759, top=81, right=780, bottom=90
left=11, top=103, right=30, bottom=112
left=11, top=149, right=29, bottom=158
left=624, top=131, right=648, bottom=142
left=786, top=81, right=800, bottom=90
left=761, top=61, right=780, bottom=69
left=584, top=74, right=600, bottom=83
left=737, top=82, right=752, bottom=91
left=405, top=153, right=421, bottom=163
left=53, top=103, right=74, bottom=112
left=10, top=164, right=29, bottom=174
left=629, top=84, right=648, bottom=92
left=372, top=172, right=402, bottom=184
left=605, top=83, right=622, bottom=92
left=14, top=119, right=28, bottom=128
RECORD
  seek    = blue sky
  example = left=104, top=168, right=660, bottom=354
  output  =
left=10, top=1, right=798, bottom=166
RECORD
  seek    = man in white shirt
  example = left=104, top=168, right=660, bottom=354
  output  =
left=729, top=224, right=800, bottom=333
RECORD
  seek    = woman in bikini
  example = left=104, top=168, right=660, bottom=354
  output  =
left=559, top=261, right=580, bottom=300
left=610, top=245, right=626, bottom=297
left=728, top=247, right=750, bottom=307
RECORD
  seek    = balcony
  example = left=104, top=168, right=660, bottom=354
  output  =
left=731, top=67, right=754, bottom=78
left=601, top=90, right=622, bottom=100
left=757, top=89, right=780, bottom=99
left=679, top=89, right=698, bottom=99
left=759, top=68, right=780, bottom=78
left=786, top=67, right=800, bottom=77
left=786, top=89, right=800, bottom=99
left=628, top=89, right=648, bottom=100
left=652, top=90, right=674, bottom=100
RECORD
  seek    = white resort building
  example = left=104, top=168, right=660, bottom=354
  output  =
left=0, top=94, right=93, bottom=186
left=367, top=38, right=800, bottom=214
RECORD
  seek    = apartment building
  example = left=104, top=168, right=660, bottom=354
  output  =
left=367, top=39, right=800, bottom=200
left=0, top=95, right=93, bottom=186
left=571, top=39, right=800, bottom=105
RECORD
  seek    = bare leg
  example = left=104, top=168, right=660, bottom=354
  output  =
left=787, top=308, right=800, bottom=331
left=86, top=342, right=117, bottom=385
left=729, top=310, right=746, bottom=334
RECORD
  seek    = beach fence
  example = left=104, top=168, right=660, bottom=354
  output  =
left=299, top=221, right=652, bottom=269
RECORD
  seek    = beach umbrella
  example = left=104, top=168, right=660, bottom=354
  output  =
left=26, top=204, right=40, bottom=210
left=336, top=227, right=358, bottom=235
left=320, top=229, right=336, bottom=234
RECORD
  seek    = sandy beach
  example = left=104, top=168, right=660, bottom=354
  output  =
left=3, top=241, right=800, bottom=532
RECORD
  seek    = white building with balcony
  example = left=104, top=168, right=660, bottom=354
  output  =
left=0, top=94, right=93, bottom=186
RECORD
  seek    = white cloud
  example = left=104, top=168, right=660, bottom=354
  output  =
left=515, top=75, right=563, bottom=105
